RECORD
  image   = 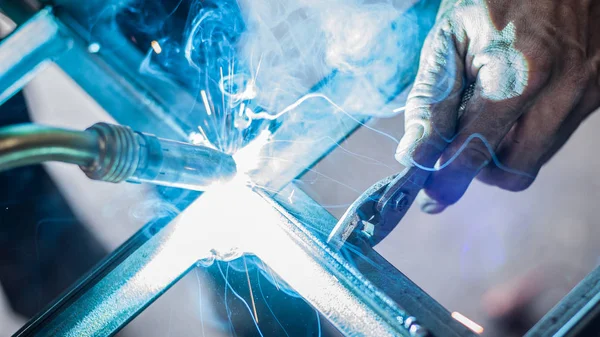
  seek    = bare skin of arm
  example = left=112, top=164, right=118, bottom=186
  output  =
left=396, top=0, right=600, bottom=213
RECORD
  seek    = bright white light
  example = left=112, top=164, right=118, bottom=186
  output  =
left=188, top=132, right=206, bottom=145
left=150, top=40, right=162, bottom=54
left=201, top=90, right=213, bottom=116
left=232, top=130, right=272, bottom=175
left=452, top=312, right=484, bottom=334
left=88, top=43, right=101, bottom=53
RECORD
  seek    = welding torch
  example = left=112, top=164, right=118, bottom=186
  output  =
left=0, top=121, right=425, bottom=249
left=0, top=122, right=237, bottom=190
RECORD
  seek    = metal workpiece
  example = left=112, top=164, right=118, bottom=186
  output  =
left=14, top=184, right=417, bottom=337
left=272, top=186, right=476, bottom=337
left=13, top=208, right=209, bottom=337
left=0, top=8, right=71, bottom=105
left=526, top=265, right=600, bottom=337
left=0, top=123, right=99, bottom=171
left=14, top=182, right=472, bottom=337
left=339, top=233, right=477, bottom=337
left=253, top=188, right=417, bottom=337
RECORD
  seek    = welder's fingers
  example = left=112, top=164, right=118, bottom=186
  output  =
left=478, top=79, right=600, bottom=189
left=415, top=53, right=549, bottom=212
left=395, top=20, right=466, bottom=170
left=417, top=93, right=524, bottom=211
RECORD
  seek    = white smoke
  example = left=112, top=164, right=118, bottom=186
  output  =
left=235, top=0, right=419, bottom=117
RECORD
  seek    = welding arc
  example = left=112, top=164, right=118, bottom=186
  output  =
left=0, top=123, right=99, bottom=172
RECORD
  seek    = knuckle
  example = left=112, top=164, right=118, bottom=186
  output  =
left=437, top=8, right=464, bottom=31
left=477, top=52, right=541, bottom=101
left=436, top=16, right=456, bottom=33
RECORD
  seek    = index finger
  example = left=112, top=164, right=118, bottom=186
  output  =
left=395, top=18, right=467, bottom=170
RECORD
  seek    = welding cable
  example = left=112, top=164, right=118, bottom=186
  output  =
left=0, top=122, right=237, bottom=190
left=0, top=124, right=99, bottom=172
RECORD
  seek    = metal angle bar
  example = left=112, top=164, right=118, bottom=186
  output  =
left=14, top=182, right=472, bottom=337
left=0, top=7, right=71, bottom=105
left=272, top=185, right=476, bottom=337
left=252, top=188, right=413, bottom=337
left=17, top=212, right=207, bottom=336
left=525, top=265, right=600, bottom=337
left=14, top=183, right=414, bottom=337
left=341, top=237, right=477, bottom=337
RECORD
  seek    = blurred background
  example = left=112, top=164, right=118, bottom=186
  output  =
left=1, top=1, right=600, bottom=336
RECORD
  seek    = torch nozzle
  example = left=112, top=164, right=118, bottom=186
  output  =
left=83, top=123, right=237, bottom=190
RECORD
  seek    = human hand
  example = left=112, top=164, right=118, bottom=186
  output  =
left=395, top=0, right=600, bottom=214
